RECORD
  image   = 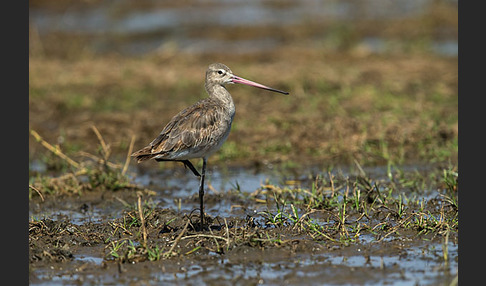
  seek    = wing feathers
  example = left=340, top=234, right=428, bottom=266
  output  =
left=131, top=98, right=227, bottom=162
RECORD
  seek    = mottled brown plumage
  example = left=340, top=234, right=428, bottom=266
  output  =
left=131, top=99, right=230, bottom=163
left=131, top=63, right=288, bottom=230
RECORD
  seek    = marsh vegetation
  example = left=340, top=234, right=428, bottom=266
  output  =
left=29, top=1, right=457, bottom=284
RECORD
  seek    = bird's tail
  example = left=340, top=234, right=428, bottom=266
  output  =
left=131, top=146, right=156, bottom=163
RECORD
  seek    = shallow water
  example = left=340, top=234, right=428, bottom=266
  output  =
left=29, top=0, right=457, bottom=56
left=29, top=163, right=457, bottom=285
left=32, top=238, right=457, bottom=285
left=29, top=162, right=440, bottom=223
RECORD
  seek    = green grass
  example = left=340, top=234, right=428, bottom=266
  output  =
left=30, top=161, right=458, bottom=264
left=29, top=49, right=457, bottom=168
left=250, top=164, right=458, bottom=244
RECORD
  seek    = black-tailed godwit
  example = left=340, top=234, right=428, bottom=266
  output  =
left=131, top=63, right=288, bottom=230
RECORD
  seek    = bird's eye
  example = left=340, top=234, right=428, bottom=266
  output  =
left=217, top=70, right=224, bottom=75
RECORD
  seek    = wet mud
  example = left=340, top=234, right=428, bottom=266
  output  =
left=29, top=165, right=458, bottom=285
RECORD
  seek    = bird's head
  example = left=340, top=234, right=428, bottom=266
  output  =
left=206, top=63, right=289, bottom=95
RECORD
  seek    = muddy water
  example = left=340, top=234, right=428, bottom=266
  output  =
left=29, top=164, right=458, bottom=285
left=32, top=243, right=458, bottom=285
left=29, top=165, right=289, bottom=227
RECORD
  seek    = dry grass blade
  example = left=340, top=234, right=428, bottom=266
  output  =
left=164, top=220, right=190, bottom=258
left=181, top=234, right=229, bottom=243
left=77, top=151, right=120, bottom=169
left=30, top=129, right=80, bottom=169
left=375, top=214, right=413, bottom=243
left=137, top=194, right=148, bottom=248
left=224, top=218, right=230, bottom=250
left=328, top=171, right=335, bottom=198
left=31, top=126, right=143, bottom=198
left=91, top=125, right=110, bottom=160
left=208, top=227, right=222, bottom=252
left=29, top=184, right=44, bottom=202
left=302, top=219, right=338, bottom=243
left=122, top=135, right=136, bottom=175
left=354, top=158, right=367, bottom=177
left=291, top=209, right=318, bottom=231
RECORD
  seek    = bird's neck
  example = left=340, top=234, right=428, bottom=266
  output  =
left=206, top=84, right=234, bottom=106
left=205, top=84, right=235, bottom=119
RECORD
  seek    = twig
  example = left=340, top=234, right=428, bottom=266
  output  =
left=30, top=130, right=80, bottom=169
left=164, top=220, right=190, bottom=258
left=328, top=171, right=335, bottom=198
left=224, top=218, right=230, bottom=250
left=77, top=151, right=120, bottom=169
left=303, top=220, right=338, bottom=242
left=180, top=234, right=228, bottom=242
left=291, top=209, right=318, bottom=231
left=122, top=135, right=136, bottom=175
left=137, top=194, right=147, bottom=247
left=108, top=221, right=133, bottom=236
left=207, top=181, right=220, bottom=194
left=353, top=158, right=367, bottom=177
left=374, top=214, right=413, bottom=243
left=29, top=184, right=44, bottom=202
left=91, top=125, right=110, bottom=160
left=208, top=227, right=221, bottom=252
left=115, top=196, right=131, bottom=208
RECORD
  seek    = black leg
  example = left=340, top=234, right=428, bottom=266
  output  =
left=154, top=158, right=201, bottom=177
left=198, top=157, right=207, bottom=230
left=181, top=160, right=201, bottom=177
left=154, top=158, right=206, bottom=230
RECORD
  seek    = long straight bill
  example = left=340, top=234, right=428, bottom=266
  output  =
left=231, top=75, right=289, bottom=95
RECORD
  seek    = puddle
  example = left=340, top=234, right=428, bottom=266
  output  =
left=29, top=161, right=457, bottom=285
left=75, top=254, right=104, bottom=266
left=29, top=162, right=443, bottom=225
left=46, top=240, right=454, bottom=286
left=324, top=241, right=458, bottom=285
left=29, top=197, right=124, bottom=225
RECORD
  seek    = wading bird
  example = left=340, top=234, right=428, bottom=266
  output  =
left=131, top=63, right=288, bottom=230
